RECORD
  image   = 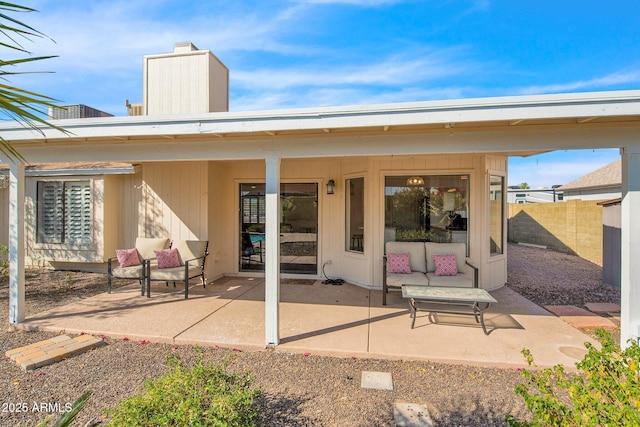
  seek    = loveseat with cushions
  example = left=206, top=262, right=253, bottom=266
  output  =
left=382, top=241, right=478, bottom=305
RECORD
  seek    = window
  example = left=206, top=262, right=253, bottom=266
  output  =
left=37, top=180, right=92, bottom=244
left=489, top=175, right=504, bottom=256
left=385, top=175, right=469, bottom=250
left=346, top=177, right=364, bottom=252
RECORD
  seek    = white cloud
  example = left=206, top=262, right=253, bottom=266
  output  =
left=233, top=47, right=474, bottom=89
left=518, top=69, right=640, bottom=95
left=292, top=0, right=404, bottom=5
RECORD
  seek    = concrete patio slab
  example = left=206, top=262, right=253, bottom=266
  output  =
left=394, top=403, right=434, bottom=427
left=15, top=278, right=605, bottom=369
left=361, top=371, right=393, bottom=390
left=544, top=305, right=618, bottom=331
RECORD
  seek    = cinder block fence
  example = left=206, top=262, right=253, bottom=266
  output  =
left=508, top=200, right=603, bottom=266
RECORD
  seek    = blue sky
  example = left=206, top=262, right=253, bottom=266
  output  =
left=8, top=0, right=639, bottom=188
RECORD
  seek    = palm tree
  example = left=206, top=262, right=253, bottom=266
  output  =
left=0, top=2, right=62, bottom=162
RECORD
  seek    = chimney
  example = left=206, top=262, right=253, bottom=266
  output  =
left=143, top=42, right=229, bottom=115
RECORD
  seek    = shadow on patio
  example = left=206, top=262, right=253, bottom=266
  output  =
left=16, top=276, right=597, bottom=368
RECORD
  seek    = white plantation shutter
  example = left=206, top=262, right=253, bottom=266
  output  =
left=37, top=181, right=64, bottom=243
left=36, top=180, right=92, bottom=244
left=64, top=181, right=91, bottom=243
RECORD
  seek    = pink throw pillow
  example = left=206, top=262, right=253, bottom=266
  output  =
left=387, top=252, right=412, bottom=274
left=432, top=254, right=458, bottom=276
left=116, top=248, right=141, bottom=268
left=155, top=249, right=181, bottom=269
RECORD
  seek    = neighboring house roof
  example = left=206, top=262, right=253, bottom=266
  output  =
left=0, top=162, right=136, bottom=177
left=558, top=158, right=621, bottom=192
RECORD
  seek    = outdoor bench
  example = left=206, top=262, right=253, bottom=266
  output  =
left=382, top=241, right=478, bottom=305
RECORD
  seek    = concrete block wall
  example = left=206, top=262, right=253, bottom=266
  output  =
left=508, top=200, right=603, bottom=265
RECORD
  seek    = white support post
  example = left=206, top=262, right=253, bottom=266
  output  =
left=8, top=161, right=25, bottom=324
left=264, top=156, right=281, bottom=346
left=620, top=145, right=640, bottom=347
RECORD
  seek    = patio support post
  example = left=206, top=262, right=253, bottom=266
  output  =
left=8, top=161, right=25, bottom=324
left=264, top=155, right=281, bottom=346
left=620, top=144, right=640, bottom=347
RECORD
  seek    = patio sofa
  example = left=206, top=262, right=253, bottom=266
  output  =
left=382, top=241, right=479, bottom=305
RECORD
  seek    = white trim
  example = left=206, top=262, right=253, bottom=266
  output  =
left=3, top=90, right=640, bottom=142
left=8, top=162, right=25, bottom=324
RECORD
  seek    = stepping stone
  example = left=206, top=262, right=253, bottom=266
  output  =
left=584, top=302, right=620, bottom=314
left=5, top=334, right=104, bottom=371
left=361, top=371, right=393, bottom=390
left=394, top=403, right=433, bottom=427
left=544, top=305, right=617, bottom=331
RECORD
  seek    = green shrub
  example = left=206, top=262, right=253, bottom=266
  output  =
left=106, top=354, right=260, bottom=427
left=506, top=329, right=640, bottom=426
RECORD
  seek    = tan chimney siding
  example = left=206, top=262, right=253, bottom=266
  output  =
left=143, top=42, right=229, bottom=115
left=127, top=103, right=144, bottom=116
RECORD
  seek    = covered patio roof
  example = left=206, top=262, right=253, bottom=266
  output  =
left=1, top=90, right=639, bottom=163
left=3, top=89, right=640, bottom=349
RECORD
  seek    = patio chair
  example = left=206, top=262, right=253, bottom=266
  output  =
left=241, top=232, right=263, bottom=265
left=145, top=240, right=209, bottom=299
left=107, top=237, right=170, bottom=295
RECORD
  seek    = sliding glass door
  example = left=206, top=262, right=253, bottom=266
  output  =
left=240, top=183, right=318, bottom=274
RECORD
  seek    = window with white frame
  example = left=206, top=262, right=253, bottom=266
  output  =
left=37, top=180, right=92, bottom=244
left=489, top=175, right=505, bottom=256
left=345, top=177, right=364, bottom=252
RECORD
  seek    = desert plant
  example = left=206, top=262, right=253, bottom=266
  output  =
left=506, top=329, right=640, bottom=426
left=106, top=353, right=260, bottom=426
left=37, top=390, right=92, bottom=427
left=0, top=244, right=8, bottom=278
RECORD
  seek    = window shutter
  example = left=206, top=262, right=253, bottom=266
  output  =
left=64, top=181, right=91, bottom=244
left=37, top=181, right=64, bottom=243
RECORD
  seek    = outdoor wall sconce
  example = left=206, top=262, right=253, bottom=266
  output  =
left=406, top=176, right=425, bottom=186
left=326, top=179, right=335, bottom=195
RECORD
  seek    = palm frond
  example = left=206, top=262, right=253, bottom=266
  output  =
left=0, top=2, right=64, bottom=162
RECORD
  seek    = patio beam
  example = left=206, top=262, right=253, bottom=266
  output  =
left=620, top=143, right=640, bottom=347
left=264, top=156, right=281, bottom=346
left=8, top=161, right=25, bottom=324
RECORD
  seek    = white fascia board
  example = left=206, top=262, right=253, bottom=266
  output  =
left=0, top=165, right=136, bottom=177
left=2, top=90, right=640, bottom=142
left=24, top=166, right=136, bottom=177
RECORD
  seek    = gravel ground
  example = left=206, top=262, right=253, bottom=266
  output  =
left=0, top=244, right=620, bottom=426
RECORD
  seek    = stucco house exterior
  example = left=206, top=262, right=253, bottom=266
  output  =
left=2, top=42, right=640, bottom=348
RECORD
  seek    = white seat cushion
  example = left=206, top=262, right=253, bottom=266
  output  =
left=111, top=265, right=144, bottom=279
left=386, top=272, right=429, bottom=288
left=426, top=272, right=473, bottom=288
left=148, top=265, right=203, bottom=282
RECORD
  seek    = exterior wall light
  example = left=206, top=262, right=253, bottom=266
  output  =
left=406, top=176, right=424, bottom=186
left=326, top=179, right=335, bottom=194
